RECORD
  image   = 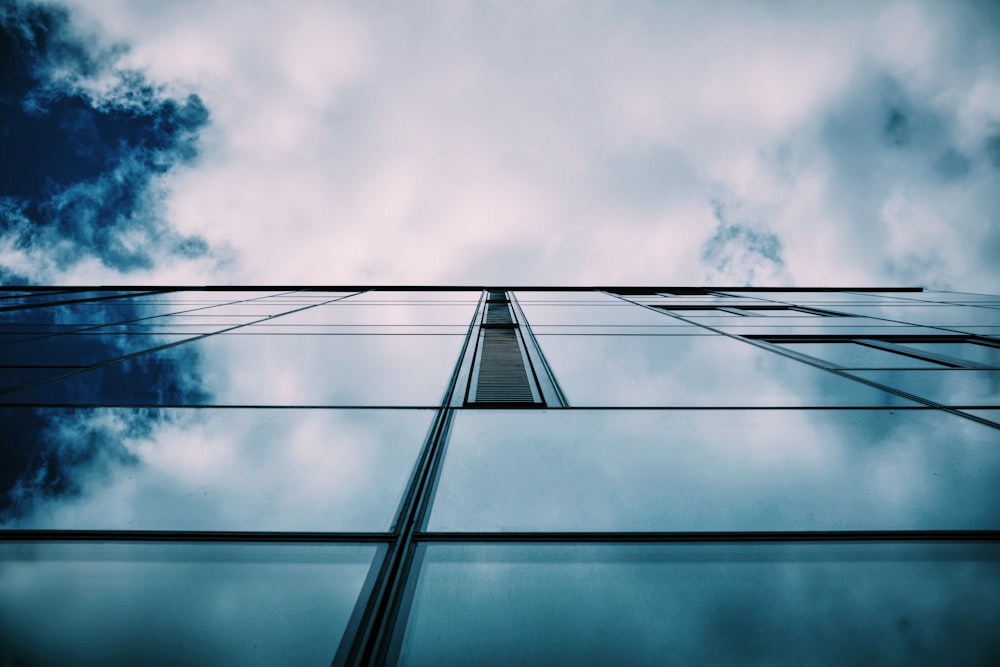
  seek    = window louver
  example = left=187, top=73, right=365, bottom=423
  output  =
left=467, top=291, right=541, bottom=405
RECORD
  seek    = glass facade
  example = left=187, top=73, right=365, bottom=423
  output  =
left=2, top=286, right=999, bottom=666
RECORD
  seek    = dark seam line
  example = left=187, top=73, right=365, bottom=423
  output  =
left=412, top=530, right=1000, bottom=543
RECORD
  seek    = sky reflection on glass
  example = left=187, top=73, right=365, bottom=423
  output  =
left=2, top=334, right=465, bottom=406
left=429, top=409, right=1000, bottom=532
left=1, top=408, right=431, bottom=531
left=398, top=542, right=1000, bottom=667
left=0, top=541, right=378, bottom=667
left=847, top=370, right=1000, bottom=406
left=535, top=335, right=917, bottom=406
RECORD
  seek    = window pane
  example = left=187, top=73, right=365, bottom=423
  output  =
left=895, top=341, right=1000, bottom=368
left=847, top=370, right=1000, bottom=406
left=0, top=541, right=379, bottom=666
left=778, top=342, right=944, bottom=368
left=1, top=408, right=431, bottom=531
left=518, top=304, right=677, bottom=326
left=1, top=334, right=465, bottom=406
left=397, top=542, right=1000, bottom=667
left=536, top=335, right=916, bottom=406
left=267, top=303, right=477, bottom=326
left=428, top=409, right=1000, bottom=532
left=0, top=333, right=198, bottom=366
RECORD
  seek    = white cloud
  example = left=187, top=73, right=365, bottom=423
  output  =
left=42, top=0, right=1000, bottom=288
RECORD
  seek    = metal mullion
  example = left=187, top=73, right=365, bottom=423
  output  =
left=508, top=292, right=568, bottom=407
left=411, top=529, right=1000, bottom=543
left=336, top=292, right=484, bottom=667
left=0, top=529, right=391, bottom=543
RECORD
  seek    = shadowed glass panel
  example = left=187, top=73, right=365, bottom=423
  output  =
left=894, top=341, right=1000, bottom=368
left=847, top=370, right=1000, bottom=406
left=536, top=336, right=916, bottom=406
left=0, top=333, right=198, bottom=366
left=429, top=409, right=1000, bottom=532
left=0, top=408, right=431, bottom=531
left=0, top=301, right=192, bottom=326
left=718, top=326, right=947, bottom=337
left=778, top=342, right=944, bottom=368
left=397, top=542, right=1000, bottom=667
left=0, top=541, right=378, bottom=667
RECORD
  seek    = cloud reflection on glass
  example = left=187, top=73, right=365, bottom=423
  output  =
left=0, top=541, right=378, bottom=666
left=397, top=542, right=1000, bottom=667
left=429, top=409, right=1000, bottom=532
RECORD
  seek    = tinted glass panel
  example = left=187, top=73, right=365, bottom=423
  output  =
left=1, top=408, right=431, bottom=531
left=536, top=336, right=916, bottom=406
left=0, top=541, right=378, bottom=666
left=429, top=409, right=1000, bottom=531
left=0, top=333, right=197, bottom=366
left=398, top=542, right=1000, bottom=667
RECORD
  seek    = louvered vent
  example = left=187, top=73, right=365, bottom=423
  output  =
left=485, top=301, right=513, bottom=325
left=467, top=291, right=540, bottom=405
left=473, top=328, right=535, bottom=402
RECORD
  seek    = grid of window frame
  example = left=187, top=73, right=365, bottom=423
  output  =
left=2, top=285, right=999, bottom=665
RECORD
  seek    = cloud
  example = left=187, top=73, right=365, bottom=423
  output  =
left=0, top=0, right=996, bottom=288
left=701, top=199, right=786, bottom=285
left=0, top=0, right=218, bottom=283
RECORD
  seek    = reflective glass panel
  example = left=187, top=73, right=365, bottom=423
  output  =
left=715, top=291, right=907, bottom=303
left=1, top=408, right=431, bottom=531
left=821, top=305, right=1000, bottom=326
left=514, top=291, right=622, bottom=302
left=1, top=334, right=465, bottom=406
left=345, top=291, right=480, bottom=302
left=267, top=304, right=476, bottom=326
left=0, top=541, right=379, bottom=666
left=778, top=342, right=944, bottom=368
left=0, top=333, right=197, bottom=366
left=429, top=409, right=1000, bottom=531
left=536, top=336, right=916, bottom=406
left=894, top=341, right=1000, bottom=368
left=397, top=542, right=1000, bottom=667
left=518, top=304, right=676, bottom=326
left=847, top=370, right=1000, bottom=406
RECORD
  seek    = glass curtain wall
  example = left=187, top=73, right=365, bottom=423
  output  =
left=1, top=286, right=999, bottom=666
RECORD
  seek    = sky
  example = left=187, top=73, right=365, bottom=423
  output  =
left=2, top=0, right=1000, bottom=288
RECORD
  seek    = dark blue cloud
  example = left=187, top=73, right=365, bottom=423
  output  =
left=0, top=1, right=211, bottom=278
left=701, top=199, right=784, bottom=285
left=0, top=294, right=210, bottom=523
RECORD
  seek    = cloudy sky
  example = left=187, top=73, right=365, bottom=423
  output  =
left=2, top=0, right=999, bottom=288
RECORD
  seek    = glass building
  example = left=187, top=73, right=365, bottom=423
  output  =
left=1, top=286, right=999, bottom=666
